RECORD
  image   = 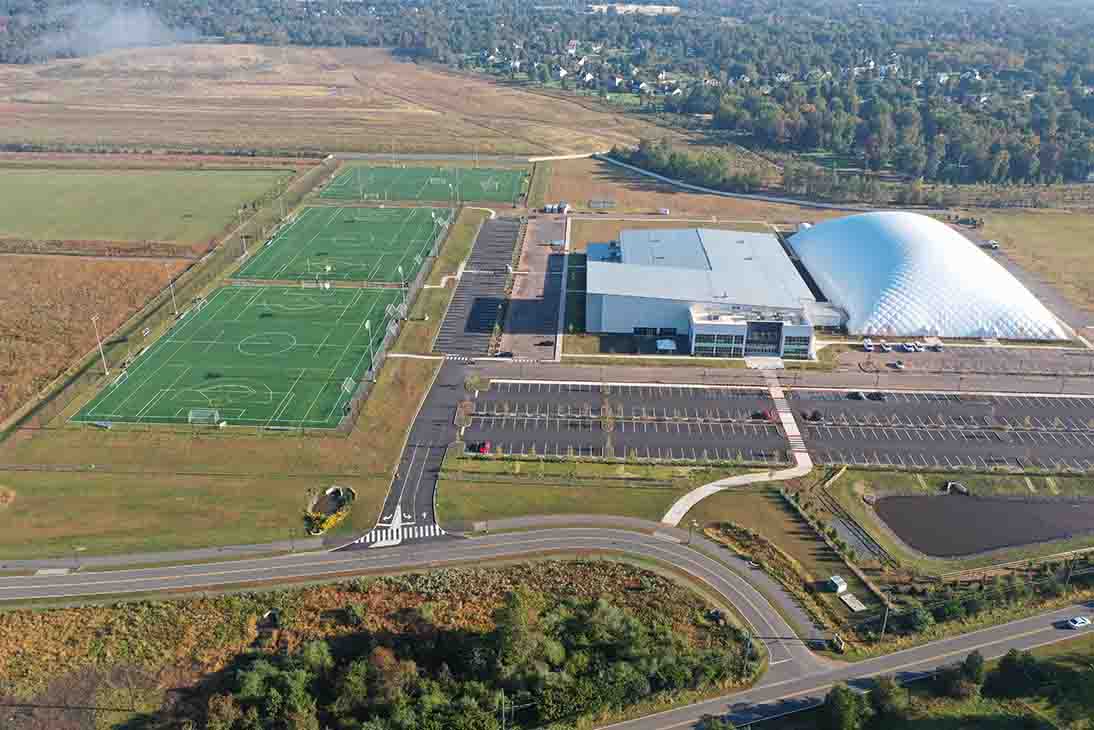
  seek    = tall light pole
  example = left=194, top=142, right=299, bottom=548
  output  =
left=365, top=320, right=374, bottom=380
left=91, top=314, right=109, bottom=376
left=688, top=519, right=699, bottom=545
left=164, top=263, right=178, bottom=316
left=397, top=264, right=407, bottom=314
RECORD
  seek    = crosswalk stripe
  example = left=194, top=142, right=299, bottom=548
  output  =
left=355, top=523, right=446, bottom=544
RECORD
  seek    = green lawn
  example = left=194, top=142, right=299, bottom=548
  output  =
left=436, top=456, right=757, bottom=528
left=73, top=286, right=402, bottom=429
left=234, top=206, right=452, bottom=283
left=0, top=168, right=290, bottom=243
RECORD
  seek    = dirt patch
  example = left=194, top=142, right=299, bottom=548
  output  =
left=876, top=494, right=1094, bottom=557
left=0, top=486, right=13, bottom=508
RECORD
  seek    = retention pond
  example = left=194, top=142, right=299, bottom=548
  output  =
left=875, top=495, right=1094, bottom=557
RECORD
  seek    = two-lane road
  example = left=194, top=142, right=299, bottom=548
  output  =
left=1, top=524, right=1089, bottom=729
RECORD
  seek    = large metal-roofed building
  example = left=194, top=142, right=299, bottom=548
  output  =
left=585, top=228, right=820, bottom=358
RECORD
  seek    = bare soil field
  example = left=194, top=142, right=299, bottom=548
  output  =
left=544, top=157, right=853, bottom=222
left=0, top=255, right=188, bottom=422
left=0, top=45, right=679, bottom=155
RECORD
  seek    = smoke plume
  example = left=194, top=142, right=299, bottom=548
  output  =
left=32, top=2, right=197, bottom=60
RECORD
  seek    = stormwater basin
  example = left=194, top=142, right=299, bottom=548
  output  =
left=875, top=495, right=1094, bottom=557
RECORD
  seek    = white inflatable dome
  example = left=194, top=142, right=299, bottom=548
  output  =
left=791, top=212, right=1066, bottom=339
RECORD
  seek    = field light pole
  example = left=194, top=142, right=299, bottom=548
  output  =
left=164, top=263, right=178, bottom=316
left=398, top=265, right=407, bottom=313
left=365, top=320, right=374, bottom=380
left=91, top=314, right=109, bottom=376
left=688, top=519, right=698, bottom=545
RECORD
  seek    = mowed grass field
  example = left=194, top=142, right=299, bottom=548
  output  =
left=0, top=168, right=290, bottom=244
left=73, top=285, right=401, bottom=429
left=321, top=165, right=527, bottom=204
left=0, top=255, right=189, bottom=423
left=234, top=206, right=453, bottom=283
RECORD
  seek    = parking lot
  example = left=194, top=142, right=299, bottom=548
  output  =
left=463, top=380, right=788, bottom=462
left=837, top=344, right=1094, bottom=376
left=789, top=389, right=1094, bottom=430
left=791, top=388, right=1094, bottom=471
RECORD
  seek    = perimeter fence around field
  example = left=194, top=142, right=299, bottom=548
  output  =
left=1, top=158, right=341, bottom=438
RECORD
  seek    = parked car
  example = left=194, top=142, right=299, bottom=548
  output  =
left=902, top=342, right=916, bottom=352
left=986, top=239, right=1000, bottom=250
left=1067, top=616, right=1091, bottom=630
left=913, top=342, right=926, bottom=352
left=466, top=441, right=492, bottom=455
left=867, top=391, right=888, bottom=402
left=893, top=360, right=906, bottom=370
left=862, top=339, right=874, bottom=352
left=880, top=341, right=893, bottom=353
left=932, top=343, right=945, bottom=352
left=848, top=391, right=866, bottom=400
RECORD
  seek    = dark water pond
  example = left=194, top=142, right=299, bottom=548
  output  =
left=875, top=495, right=1094, bottom=557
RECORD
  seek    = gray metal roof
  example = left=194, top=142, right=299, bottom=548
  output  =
left=586, top=228, right=816, bottom=310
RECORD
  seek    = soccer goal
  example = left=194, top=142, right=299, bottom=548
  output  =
left=428, top=177, right=447, bottom=185
left=188, top=408, right=221, bottom=426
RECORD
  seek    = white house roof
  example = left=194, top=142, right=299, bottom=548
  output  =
left=790, top=212, right=1067, bottom=339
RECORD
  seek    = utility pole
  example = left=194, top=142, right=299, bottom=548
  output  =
left=164, top=263, right=178, bottom=316
left=688, top=519, right=698, bottom=545
left=91, top=314, right=109, bottom=376
left=365, top=320, right=374, bottom=379
left=398, top=264, right=407, bottom=314
left=879, top=591, right=891, bottom=640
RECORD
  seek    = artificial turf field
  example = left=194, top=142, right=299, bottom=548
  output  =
left=320, top=165, right=527, bottom=204
left=72, top=285, right=402, bottom=429
left=233, top=206, right=453, bottom=283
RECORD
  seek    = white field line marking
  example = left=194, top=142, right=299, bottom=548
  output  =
left=236, top=206, right=314, bottom=277
left=273, top=206, right=342, bottom=279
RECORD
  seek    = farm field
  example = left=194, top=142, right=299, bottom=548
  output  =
left=0, top=45, right=682, bottom=155
left=542, top=157, right=850, bottom=222
left=321, top=165, right=526, bottom=204
left=0, top=168, right=290, bottom=244
left=0, top=254, right=189, bottom=423
left=234, top=206, right=453, bottom=283
left=73, top=285, right=401, bottom=429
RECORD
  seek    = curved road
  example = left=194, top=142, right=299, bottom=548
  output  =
left=1, top=523, right=1089, bottom=728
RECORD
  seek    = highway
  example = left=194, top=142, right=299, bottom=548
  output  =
left=1, top=522, right=1089, bottom=729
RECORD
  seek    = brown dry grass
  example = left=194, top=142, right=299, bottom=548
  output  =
left=545, top=157, right=854, bottom=221
left=979, top=209, right=1094, bottom=320
left=0, top=45, right=680, bottom=155
left=0, top=255, right=188, bottom=422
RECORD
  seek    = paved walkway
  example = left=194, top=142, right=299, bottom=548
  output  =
left=661, top=371, right=814, bottom=525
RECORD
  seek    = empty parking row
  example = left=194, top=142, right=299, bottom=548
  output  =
left=811, top=450, right=1094, bottom=473
left=799, top=412, right=1094, bottom=432
left=792, top=389, right=1094, bottom=409
left=473, top=402, right=777, bottom=423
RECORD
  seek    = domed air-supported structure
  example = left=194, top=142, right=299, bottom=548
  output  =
left=790, top=211, right=1067, bottom=340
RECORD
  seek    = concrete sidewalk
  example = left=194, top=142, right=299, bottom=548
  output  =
left=661, top=371, right=814, bottom=526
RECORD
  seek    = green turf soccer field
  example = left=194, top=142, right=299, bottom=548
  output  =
left=72, top=285, right=403, bottom=429
left=319, top=165, right=527, bottom=204
left=233, top=206, right=453, bottom=283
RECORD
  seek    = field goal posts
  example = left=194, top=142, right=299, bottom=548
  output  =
left=428, top=176, right=447, bottom=185
left=188, top=408, right=222, bottom=426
